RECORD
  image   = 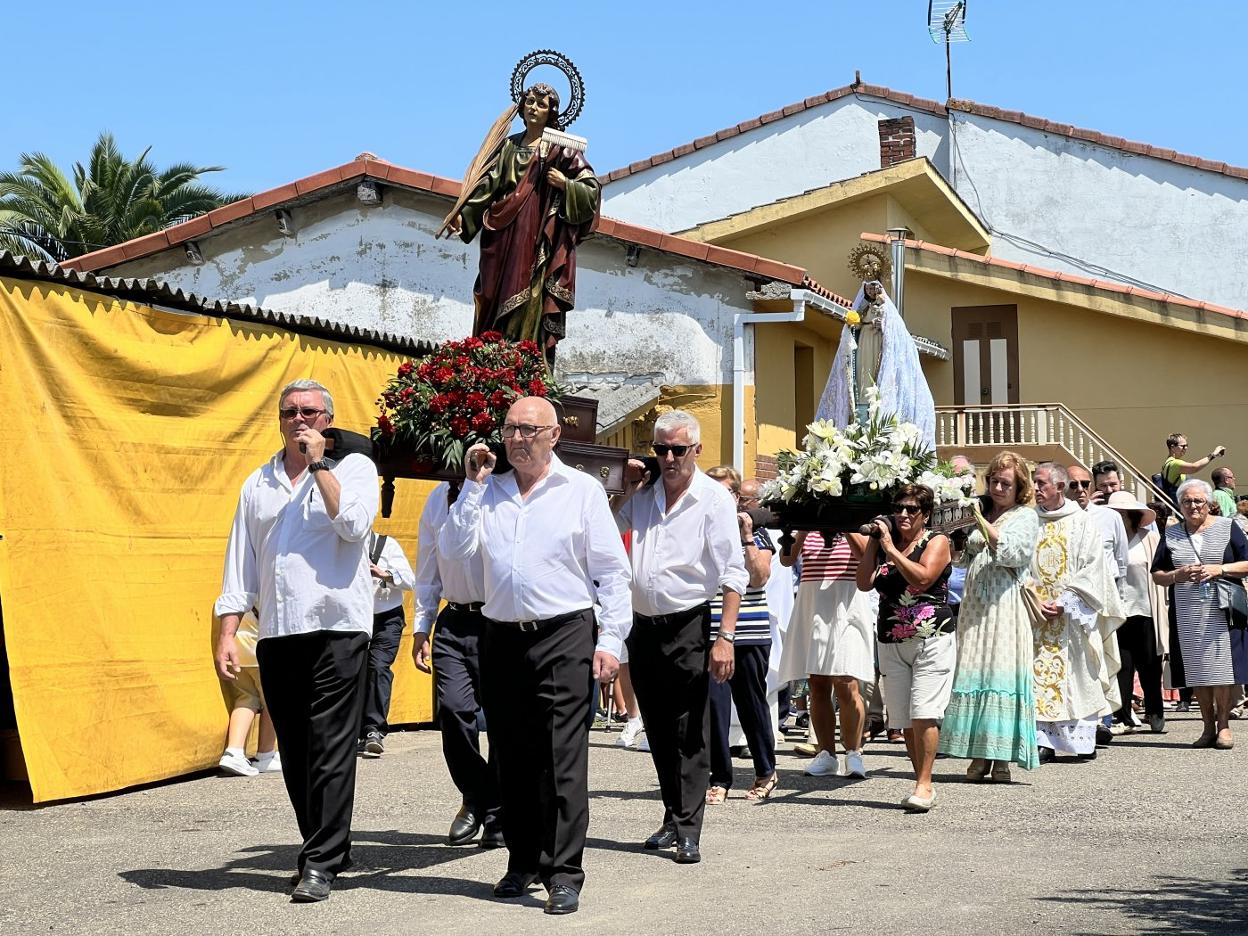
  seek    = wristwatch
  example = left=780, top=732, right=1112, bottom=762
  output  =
left=308, top=460, right=330, bottom=473
left=719, top=631, right=737, bottom=643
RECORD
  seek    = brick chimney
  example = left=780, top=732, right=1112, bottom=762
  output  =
left=878, top=116, right=916, bottom=168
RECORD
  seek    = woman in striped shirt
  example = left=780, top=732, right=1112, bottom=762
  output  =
left=705, top=467, right=778, bottom=802
left=777, top=526, right=877, bottom=779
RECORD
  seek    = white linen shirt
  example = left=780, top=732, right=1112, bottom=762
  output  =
left=413, top=483, right=486, bottom=634
left=214, top=451, right=379, bottom=640
left=439, top=455, right=633, bottom=658
left=1088, top=502, right=1129, bottom=581
left=371, top=533, right=415, bottom=615
left=615, top=468, right=750, bottom=617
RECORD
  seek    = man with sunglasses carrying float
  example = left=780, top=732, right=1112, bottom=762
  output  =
left=613, top=411, right=749, bottom=865
left=441, top=396, right=631, bottom=916
left=214, top=379, right=380, bottom=903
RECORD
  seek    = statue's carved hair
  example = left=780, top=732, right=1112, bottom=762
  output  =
left=523, top=83, right=561, bottom=125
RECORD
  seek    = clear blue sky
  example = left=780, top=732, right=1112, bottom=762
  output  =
left=6, top=1, right=1245, bottom=195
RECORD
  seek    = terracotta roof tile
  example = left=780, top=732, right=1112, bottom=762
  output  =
left=206, top=198, right=255, bottom=228
left=251, top=182, right=301, bottom=211
left=59, top=157, right=809, bottom=288
left=164, top=213, right=212, bottom=245
left=295, top=167, right=345, bottom=194
left=119, top=230, right=171, bottom=260
left=860, top=232, right=1248, bottom=322
left=600, top=82, right=1248, bottom=186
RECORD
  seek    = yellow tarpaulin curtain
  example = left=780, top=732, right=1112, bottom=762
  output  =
left=0, top=275, right=435, bottom=802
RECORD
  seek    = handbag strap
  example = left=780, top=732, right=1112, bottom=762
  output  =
left=369, top=533, right=388, bottom=565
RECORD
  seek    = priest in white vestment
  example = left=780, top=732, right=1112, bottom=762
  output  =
left=1029, top=463, right=1126, bottom=758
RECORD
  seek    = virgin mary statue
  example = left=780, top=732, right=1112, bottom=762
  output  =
left=816, top=280, right=936, bottom=450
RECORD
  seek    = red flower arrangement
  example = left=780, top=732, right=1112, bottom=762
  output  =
left=372, top=332, right=561, bottom=472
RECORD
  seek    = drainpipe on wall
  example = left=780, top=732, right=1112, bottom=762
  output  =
left=732, top=300, right=807, bottom=473
left=887, top=227, right=910, bottom=319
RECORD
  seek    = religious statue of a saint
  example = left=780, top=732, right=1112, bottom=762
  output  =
left=852, top=279, right=887, bottom=392
left=816, top=242, right=936, bottom=449
left=446, top=79, right=600, bottom=365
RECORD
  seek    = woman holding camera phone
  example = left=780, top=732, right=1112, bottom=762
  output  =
left=938, top=451, right=1041, bottom=781
left=857, top=484, right=954, bottom=811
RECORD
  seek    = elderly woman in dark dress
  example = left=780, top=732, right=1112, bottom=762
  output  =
left=1151, top=478, right=1248, bottom=750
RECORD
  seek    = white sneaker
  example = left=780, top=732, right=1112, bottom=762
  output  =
left=839, top=750, right=867, bottom=778
left=1109, top=723, right=1129, bottom=736
left=616, top=717, right=643, bottom=749
left=804, top=749, right=839, bottom=776
left=637, top=733, right=651, bottom=753
left=254, top=751, right=282, bottom=773
left=219, top=750, right=258, bottom=777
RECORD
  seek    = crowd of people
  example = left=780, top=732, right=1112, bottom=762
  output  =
left=211, top=379, right=1248, bottom=914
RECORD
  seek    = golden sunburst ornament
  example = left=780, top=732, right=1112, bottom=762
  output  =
left=847, top=242, right=892, bottom=284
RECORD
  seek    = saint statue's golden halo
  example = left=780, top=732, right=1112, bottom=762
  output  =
left=847, top=242, right=892, bottom=284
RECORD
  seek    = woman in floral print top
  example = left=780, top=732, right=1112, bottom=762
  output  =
left=857, top=483, right=955, bottom=812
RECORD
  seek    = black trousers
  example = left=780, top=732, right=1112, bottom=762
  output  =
left=1115, top=614, right=1164, bottom=722
left=481, top=609, right=594, bottom=890
left=258, top=630, right=368, bottom=876
left=627, top=605, right=711, bottom=841
left=431, top=605, right=499, bottom=820
left=709, top=641, right=775, bottom=788
left=360, top=606, right=405, bottom=737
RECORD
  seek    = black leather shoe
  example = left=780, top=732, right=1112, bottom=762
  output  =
left=1149, top=714, right=1166, bottom=734
left=448, top=805, right=481, bottom=846
left=479, top=819, right=505, bottom=849
left=1037, top=746, right=1055, bottom=764
left=290, top=869, right=333, bottom=903
left=544, top=884, right=580, bottom=915
left=643, top=824, right=678, bottom=850
left=674, top=838, right=701, bottom=864
left=493, top=871, right=538, bottom=899
left=1095, top=724, right=1113, bottom=747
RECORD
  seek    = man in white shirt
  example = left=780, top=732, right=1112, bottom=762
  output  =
left=615, top=411, right=749, bottom=866
left=357, top=531, right=415, bottom=759
left=1068, top=463, right=1128, bottom=745
left=411, top=482, right=501, bottom=849
left=214, top=379, right=379, bottom=904
left=441, top=397, right=631, bottom=916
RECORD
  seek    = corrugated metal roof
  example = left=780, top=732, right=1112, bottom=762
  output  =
left=0, top=250, right=436, bottom=357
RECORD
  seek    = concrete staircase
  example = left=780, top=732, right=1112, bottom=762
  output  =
left=935, top=403, right=1172, bottom=507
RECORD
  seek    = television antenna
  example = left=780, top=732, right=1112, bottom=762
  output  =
left=927, top=1, right=969, bottom=99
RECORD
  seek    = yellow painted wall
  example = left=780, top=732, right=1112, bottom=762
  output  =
left=751, top=324, right=839, bottom=469
left=908, top=271, right=1248, bottom=483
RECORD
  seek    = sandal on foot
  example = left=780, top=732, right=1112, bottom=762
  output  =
left=990, top=761, right=1012, bottom=783
left=965, top=759, right=990, bottom=782
left=1215, top=729, right=1234, bottom=750
left=705, top=785, right=728, bottom=806
left=745, top=774, right=778, bottom=801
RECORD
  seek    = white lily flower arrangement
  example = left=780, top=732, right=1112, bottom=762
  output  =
left=759, top=387, right=975, bottom=510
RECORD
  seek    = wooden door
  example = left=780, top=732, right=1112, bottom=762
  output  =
left=951, top=305, right=1020, bottom=406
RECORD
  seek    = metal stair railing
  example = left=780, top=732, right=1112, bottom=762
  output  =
left=935, top=403, right=1174, bottom=508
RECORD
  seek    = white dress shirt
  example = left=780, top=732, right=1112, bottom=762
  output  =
left=215, top=451, right=379, bottom=640
left=1087, top=502, right=1129, bottom=581
left=439, top=455, right=633, bottom=658
left=615, top=468, right=750, bottom=617
left=371, top=533, right=415, bottom=614
left=413, top=482, right=486, bottom=634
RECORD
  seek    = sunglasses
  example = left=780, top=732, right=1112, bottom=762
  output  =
left=892, top=503, right=923, bottom=515
left=1067, top=480, right=1092, bottom=490
left=653, top=444, right=693, bottom=457
left=279, top=406, right=326, bottom=420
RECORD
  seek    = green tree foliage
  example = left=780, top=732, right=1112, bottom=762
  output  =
left=0, top=133, right=248, bottom=262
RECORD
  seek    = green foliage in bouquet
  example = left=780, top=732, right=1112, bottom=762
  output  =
left=760, top=387, right=973, bottom=508
left=372, top=331, right=561, bottom=472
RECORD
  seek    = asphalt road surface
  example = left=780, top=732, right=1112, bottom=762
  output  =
left=2, top=710, right=1244, bottom=935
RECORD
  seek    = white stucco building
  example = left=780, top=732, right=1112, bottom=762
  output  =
left=601, top=81, right=1248, bottom=310
left=63, top=156, right=854, bottom=463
